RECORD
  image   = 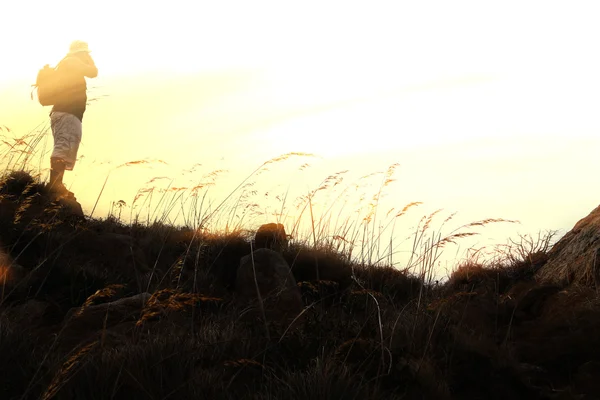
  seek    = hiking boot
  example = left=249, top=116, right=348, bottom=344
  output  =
left=49, top=183, right=74, bottom=199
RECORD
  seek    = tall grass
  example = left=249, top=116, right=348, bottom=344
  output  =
left=0, top=123, right=51, bottom=178
left=0, top=122, right=519, bottom=280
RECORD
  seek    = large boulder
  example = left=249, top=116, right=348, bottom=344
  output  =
left=63, top=292, right=152, bottom=327
left=58, top=292, right=151, bottom=349
left=536, top=204, right=600, bottom=286
left=254, top=223, right=288, bottom=251
left=236, top=248, right=303, bottom=331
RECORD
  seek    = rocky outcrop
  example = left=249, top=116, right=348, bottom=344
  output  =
left=0, top=171, right=85, bottom=228
left=235, top=248, right=303, bottom=331
left=536, top=204, right=600, bottom=286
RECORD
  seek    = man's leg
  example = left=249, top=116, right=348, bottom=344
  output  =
left=49, top=112, right=80, bottom=197
left=49, top=157, right=66, bottom=191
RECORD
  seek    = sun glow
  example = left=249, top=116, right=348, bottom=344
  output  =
left=1, top=1, right=600, bottom=270
left=0, top=250, right=12, bottom=286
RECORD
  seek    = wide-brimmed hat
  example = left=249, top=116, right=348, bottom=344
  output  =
left=68, top=40, right=91, bottom=55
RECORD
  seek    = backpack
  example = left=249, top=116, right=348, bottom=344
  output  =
left=31, top=61, right=65, bottom=106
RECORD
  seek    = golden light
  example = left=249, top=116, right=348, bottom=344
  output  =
left=0, top=250, right=13, bottom=286
left=1, top=1, right=600, bottom=273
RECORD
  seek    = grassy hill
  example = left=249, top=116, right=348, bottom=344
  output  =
left=1, top=170, right=599, bottom=400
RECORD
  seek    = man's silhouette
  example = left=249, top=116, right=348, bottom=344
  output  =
left=48, top=40, right=98, bottom=196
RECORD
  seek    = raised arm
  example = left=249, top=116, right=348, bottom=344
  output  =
left=60, top=54, right=98, bottom=78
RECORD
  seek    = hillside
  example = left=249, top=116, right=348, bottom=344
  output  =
left=1, top=170, right=599, bottom=399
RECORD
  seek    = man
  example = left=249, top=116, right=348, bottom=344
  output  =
left=48, top=40, right=98, bottom=196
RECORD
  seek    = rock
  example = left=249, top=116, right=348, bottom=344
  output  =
left=236, top=248, right=303, bottom=331
left=56, top=292, right=150, bottom=350
left=63, top=292, right=151, bottom=331
left=254, top=223, right=288, bottom=251
left=536, top=204, right=600, bottom=286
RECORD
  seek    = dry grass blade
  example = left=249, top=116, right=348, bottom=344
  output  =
left=462, top=218, right=519, bottom=228
left=136, top=288, right=222, bottom=327
left=41, top=340, right=98, bottom=400
left=263, top=152, right=316, bottom=166
left=74, top=284, right=126, bottom=317
left=116, top=159, right=169, bottom=168
left=437, top=232, right=480, bottom=247
left=422, top=209, right=443, bottom=233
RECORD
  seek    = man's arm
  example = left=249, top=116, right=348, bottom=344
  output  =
left=60, top=55, right=98, bottom=78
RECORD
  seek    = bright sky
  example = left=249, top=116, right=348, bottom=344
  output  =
left=1, top=1, right=600, bottom=274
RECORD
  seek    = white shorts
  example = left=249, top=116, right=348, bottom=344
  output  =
left=50, top=111, right=82, bottom=171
